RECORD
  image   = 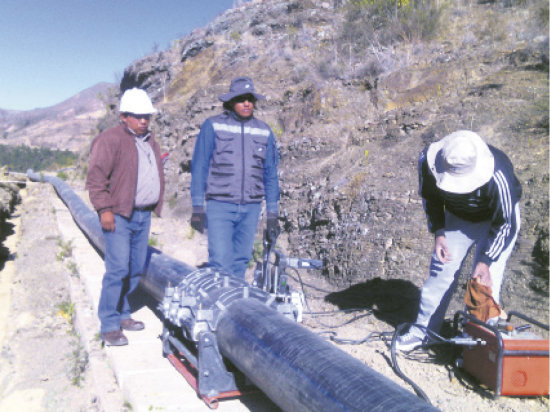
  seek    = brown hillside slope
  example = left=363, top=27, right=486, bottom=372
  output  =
left=96, top=0, right=549, bottom=333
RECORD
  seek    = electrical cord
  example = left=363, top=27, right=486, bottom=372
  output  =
left=285, top=262, right=453, bottom=406
left=292, top=264, right=447, bottom=406
left=285, top=267, right=399, bottom=345
left=288, top=266, right=378, bottom=329
left=286, top=270, right=335, bottom=294
left=391, top=323, right=433, bottom=404
left=321, top=330, right=393, bottom=345
left=305, top=308, right=372, bottom=316
left=283, top=261, right=482, bottom=404
left=390, top=322, right=466, bottom=404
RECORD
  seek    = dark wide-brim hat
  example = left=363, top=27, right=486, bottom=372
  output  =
left=427, top=130, right=494, bottom=194
left=218, top=76, right=266, bottom=102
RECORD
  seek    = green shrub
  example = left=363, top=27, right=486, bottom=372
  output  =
left=56, top=301, right=75, bottom=322
left=230, top=31, right=241, bottom=41
left=0, top=144, right=77, bottom=172
left=67, top=338, right=88, bottom=387
left=248, top=239, right=263, bottom=268
left=342, top=0, right=445, bottom=49
left=56, top=171, right=69, bottom=180
left=56, top=239, right=73, bottom=261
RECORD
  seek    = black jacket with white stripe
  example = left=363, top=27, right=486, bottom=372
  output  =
left=418, top=145, right=522, bottom=265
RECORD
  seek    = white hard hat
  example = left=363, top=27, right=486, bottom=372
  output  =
left=119, top=88, right=157, bottom=114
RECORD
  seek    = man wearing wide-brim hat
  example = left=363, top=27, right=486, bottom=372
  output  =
left=396, top=130, right=522, bottom=351
left=190, top=76, right=280, bottom=278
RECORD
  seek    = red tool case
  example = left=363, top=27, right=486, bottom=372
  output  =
left=457, top=311, right=549, bottom=397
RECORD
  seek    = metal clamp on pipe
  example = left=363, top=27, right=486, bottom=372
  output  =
left=252, top=229, right=323, bottom=322
left=159, top=227, right=324, bottom=399
left=159, top=264, right=308, bottom=398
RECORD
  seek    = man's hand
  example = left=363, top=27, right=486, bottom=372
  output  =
left=266, top=213, right=280, bottom=243
left=472, top=262, right=491, bottom=287
left=434, top=234, right=452, bottom=263
left=100, top=210, right=115, bottom=232
left=190, top=206, right=206, bottom=233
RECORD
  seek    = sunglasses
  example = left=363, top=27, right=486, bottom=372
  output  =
left=232, top=94, right=256, bottom=104
left=126, top=113, right=152, bottom=120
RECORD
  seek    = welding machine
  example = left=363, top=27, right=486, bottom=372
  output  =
left=454, top=310, right=549, bottom=398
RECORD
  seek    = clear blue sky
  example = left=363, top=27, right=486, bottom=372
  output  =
left=0, top=0, right=240, bottom=111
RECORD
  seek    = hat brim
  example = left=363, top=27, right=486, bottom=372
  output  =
left=427, top=131, right=494, bottom=194
left=121, top=108, right=158, bottom=115
left=218, top=91, right=265, bottom=102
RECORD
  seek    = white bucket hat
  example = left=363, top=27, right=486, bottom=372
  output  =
left=119, top=88, right=157, bottom=114
left=427, top=130, right=494, bottom=194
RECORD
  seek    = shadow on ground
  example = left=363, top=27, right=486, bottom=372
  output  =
left=325, top=277, right=421, bottom=328
left=0, top=220, right=15, bottom=271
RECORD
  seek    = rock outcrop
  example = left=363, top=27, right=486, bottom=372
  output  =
left=0, top=170, right=24, bottom=263
left=88, top=0, right=549, bottom=320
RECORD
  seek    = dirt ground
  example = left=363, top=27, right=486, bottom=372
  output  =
left=0, top=183, right=126, bottom=412
left=0, top=181, right=548, bottom=412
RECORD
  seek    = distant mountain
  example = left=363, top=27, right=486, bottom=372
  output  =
left=0, top=82, right=116, bottom=152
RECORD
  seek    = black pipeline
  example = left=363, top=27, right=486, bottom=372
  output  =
left=28, top=170, right=440, bottom=412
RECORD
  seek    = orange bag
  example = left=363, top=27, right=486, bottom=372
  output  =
left=464, top=278, right=501, bottom=322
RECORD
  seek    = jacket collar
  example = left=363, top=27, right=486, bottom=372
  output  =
left=124, top=125, right=151, bottom=141
left=226, top=109, right=254, bottom=123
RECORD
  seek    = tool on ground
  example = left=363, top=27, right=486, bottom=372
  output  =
left=454, top=310, right=549, bottom=398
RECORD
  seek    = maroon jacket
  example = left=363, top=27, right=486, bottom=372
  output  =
left=86, top=124, right=165, bottom=218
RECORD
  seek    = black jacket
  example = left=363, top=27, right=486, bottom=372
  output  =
left=418, top=145, right=521, bottom=264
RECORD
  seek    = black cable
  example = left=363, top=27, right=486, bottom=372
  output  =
left=389, top=320, right=491, bottom=404
left=288, top=266, right=379, bottom=329
left=321, top=330, right=393, bottom=345
left=260, top=251, right=427, bottom=351
left=283, top=260, right=455, bottom=405
left=304, top=308, right=371, bottom=316
left=282, top=262, right=413, bottom=349
left=286, top=270, right=335, bottom=294
left=390, top=323, right=433, bottom=404
left=286, top=271, right=418, bottom=305
left=285, top=261, right=440, bottom=405
left=304, top=308, right=374, bottom=329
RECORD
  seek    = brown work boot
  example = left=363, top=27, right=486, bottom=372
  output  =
left=120, top=318, right=145, bottom=331
left=101, top=330, right=128, bottom=346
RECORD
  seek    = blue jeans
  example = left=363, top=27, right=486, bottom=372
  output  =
left=206, top=200, right=261, bottom=278
left=411, top=205, right=520, bottom=337
left=98, top=210, right=151, bottom=333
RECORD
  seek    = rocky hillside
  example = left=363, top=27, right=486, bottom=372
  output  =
left=89, top=0, right=548, bottom=322
left=0, top=82, right=116, bottom=152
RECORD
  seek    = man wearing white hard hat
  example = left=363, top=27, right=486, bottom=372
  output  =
left=397, top=130, right=522, bottom=351
left=86, top=88, right=165, bottom=346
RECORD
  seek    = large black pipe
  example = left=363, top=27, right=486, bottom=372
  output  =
left=217, top=298, right=438, bottom=412
left=29, top=171, right=440, bottom=412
